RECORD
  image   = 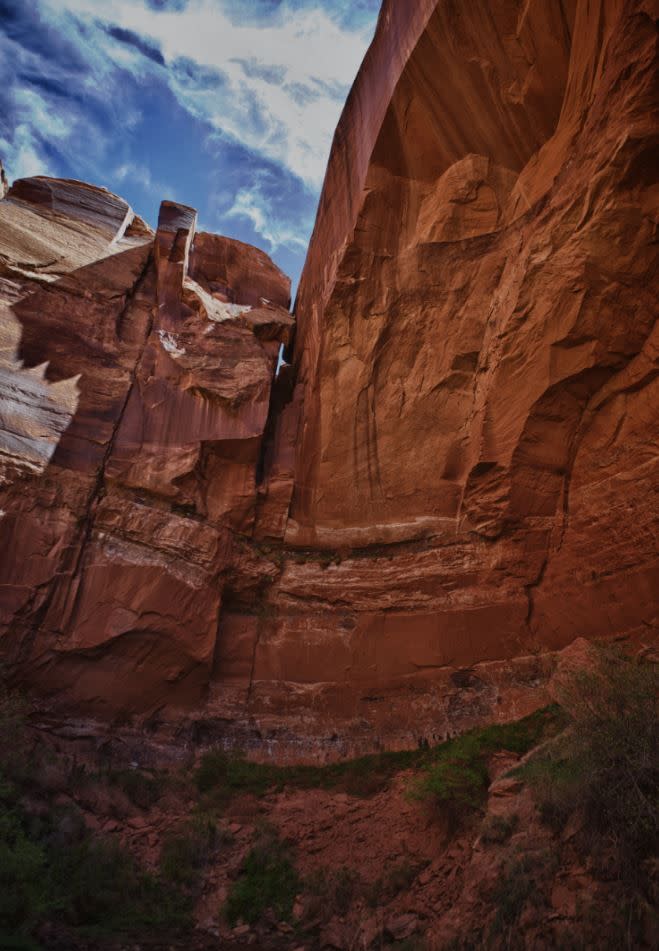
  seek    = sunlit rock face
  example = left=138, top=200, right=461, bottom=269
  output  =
left=249, top=0, right=658, bottom=754
left=0, top=0, right=657, bottom=760
left=0, top=176, right=293, bottom=717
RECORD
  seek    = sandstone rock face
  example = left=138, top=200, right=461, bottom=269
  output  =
left=251, top=0, right=658, bottom=752
left=1, top=0, right=657, bottom=759
left=0, top=176, right=292, bottom=716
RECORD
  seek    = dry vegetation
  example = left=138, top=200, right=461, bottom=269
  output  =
left=0, top=646, right=656, bottom=950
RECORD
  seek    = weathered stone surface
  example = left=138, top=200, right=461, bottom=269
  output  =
left=0, top=175, right=292, bottom=716
left=0, top=0, right=657, bottom=757
left=243, top=0, right=657, bottom=753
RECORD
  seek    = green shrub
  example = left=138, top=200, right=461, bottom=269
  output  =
left=0, top=798, right=51, bottom=937
left=410, top=706, right=565, bottom=822
left=225, top=824, right=299, bottom=926
left=196, top=706, right=566, bottom=808
left=521, top=646, right=658, bottom=887
left=160, top=814, right=220, bottom=887
left=0, top=780, right=190, bottom=944
left=36, top=829, right=191, bottom=935
left=0, top=683, right=50, bottom=947
left=195, top=747, right=391, bottom=800
left=487, top=847, right=558, bottom=948
left=415, top=738, right=489, bottom=815
left=58, top=838, right=148, bottom=926
left=196, top=750, right=278, bottom=797
left=0, top=671, right=195, bottom=945
left=515, top=747, right=585, bottom=831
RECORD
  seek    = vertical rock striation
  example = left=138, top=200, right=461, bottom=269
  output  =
left=249, top=0, right=658, bottom=752
left=0, top=177, right=292, bottom=717
left=0, top=0, right=657, bottom=758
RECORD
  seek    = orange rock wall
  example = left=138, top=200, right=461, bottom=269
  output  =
left=249, top=0, right=658, bottom=752
left=0, top=178, right=292, bottom=718
left=0, top=0, right=657, bottom=759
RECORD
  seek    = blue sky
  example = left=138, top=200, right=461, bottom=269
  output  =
left=0, top=0, right=380, bottom=287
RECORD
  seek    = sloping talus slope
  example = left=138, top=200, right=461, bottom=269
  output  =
left=0, top=0, right=657, bottom=759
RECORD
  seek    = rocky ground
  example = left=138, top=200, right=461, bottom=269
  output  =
left=4, top=642, right=656, bottom=951
left=57, top=756, right=647, bottom=951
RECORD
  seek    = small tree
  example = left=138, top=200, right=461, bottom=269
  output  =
left=528, top=645, right=658, bottom=888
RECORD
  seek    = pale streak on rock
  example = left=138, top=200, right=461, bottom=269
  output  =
left=0, top=0, right=657, bottom=760
left=0, top=176, right=293, bottom=720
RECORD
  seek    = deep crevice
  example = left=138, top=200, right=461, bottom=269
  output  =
left=14, top=249, right=155, bottom=654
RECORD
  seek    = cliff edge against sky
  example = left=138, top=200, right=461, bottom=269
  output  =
left=0, top=0, right=657, bottom=758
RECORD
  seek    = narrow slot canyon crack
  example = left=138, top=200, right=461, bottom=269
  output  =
left=0, top=0, right=656, bottom=761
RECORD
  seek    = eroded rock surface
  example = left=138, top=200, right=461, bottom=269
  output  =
left=0, top=176, right=292, bottom=716
left=247, top=0, right=658, bottom=753
left=1, top=0, right=657, bottom=757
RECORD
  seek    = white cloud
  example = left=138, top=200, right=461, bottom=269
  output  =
left=38, top=0, right=373, bottom=189
left=0, top=18, right=118, bottom=185
left=0, top=84, right=76, bottom=182
left=0, top=125, right=53, bottom=181
left=13, top=87, right=73, bottom=142
left=113, top=160, right=180, bottom=205
left=114, top=161, right=152, bottom=189
left=1, top=0, right=376, bottom=268
left=226, top=183, right=308, bottom=252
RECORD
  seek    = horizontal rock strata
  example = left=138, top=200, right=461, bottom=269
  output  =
left=0, top=176, right=293, bottom=719
left=1, top=0, right=657, bottom=759
left=244, top=0, right=658, bottom=755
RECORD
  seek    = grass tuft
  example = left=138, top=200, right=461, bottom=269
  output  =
left=224, top=824, right=299, bottom=926
left=410, top=706, right=566, bottom=823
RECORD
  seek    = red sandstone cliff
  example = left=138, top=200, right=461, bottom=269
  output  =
left=253, top=0, right=659, bottom=751
left=0, top=176, right=292, bottom=717
left=0, top=0, right=657, bottom=757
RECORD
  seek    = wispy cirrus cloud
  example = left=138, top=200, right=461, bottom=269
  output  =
left=227, top=181, right=309, bottom=253
left=37, top=0, right=375, bottom=189
left=0, top=0, right=380, bottom=283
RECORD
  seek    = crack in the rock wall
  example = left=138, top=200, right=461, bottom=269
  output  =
left=245, top=612, right=264, bottom=709
left=57, top=251, right=156, bottom=636
left=71, top=252, right=155, bottom=568
left=13, top=250, right=155, bottom=659
left=524, top=547, right=551, bottom=633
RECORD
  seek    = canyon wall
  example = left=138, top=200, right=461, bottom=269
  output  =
left=0, top=177, right=293, bottom=721
left=1, top=0, right=657, bottom=759
left=248, top=0, right=658, bottom=754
